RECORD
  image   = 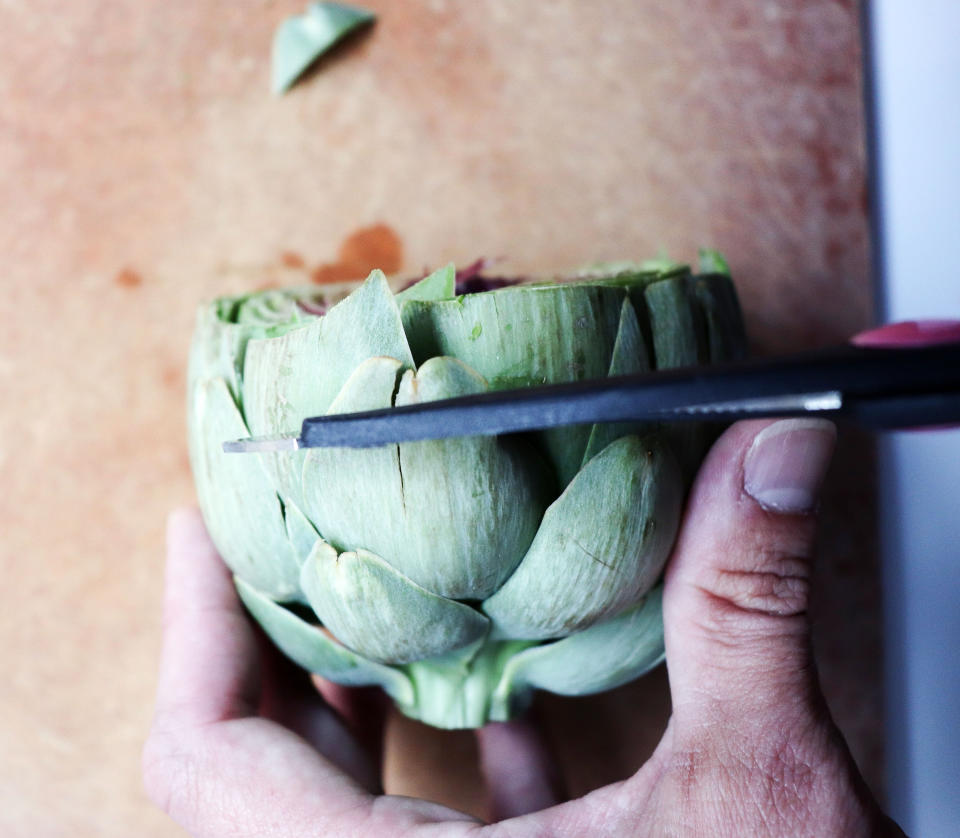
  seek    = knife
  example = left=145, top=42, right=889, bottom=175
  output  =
left=223, top=341, right=960, bottom=451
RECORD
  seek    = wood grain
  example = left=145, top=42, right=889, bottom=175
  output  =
left=0, top=1, right=877, bottom=834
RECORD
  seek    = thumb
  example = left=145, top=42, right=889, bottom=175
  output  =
left=662, top=418, right=836, bottom=735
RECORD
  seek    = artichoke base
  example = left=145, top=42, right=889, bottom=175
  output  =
left=396, top=639, right=539, bottom=729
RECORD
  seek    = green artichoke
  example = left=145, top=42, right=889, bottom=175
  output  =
left=187, top=256, right=747, bottom=728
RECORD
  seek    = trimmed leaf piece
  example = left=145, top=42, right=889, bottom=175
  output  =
left=492, top=586, right=664, bottom=714
left=396, top=263, right=456, bottom=304
left=300, top=542, right=490, bottom=665
left=272, top=2, right=376, bottom=95
left=189, top=377, right=304, bottom=600
left=581, top=297, right=653, bottom=465
left=302, top=356, right=548, bottom=599
left=482, top=435, right=681, bottom=640
left=235, top=576, right=413, bottom=704
left=242, top=270, right=412, bottom=507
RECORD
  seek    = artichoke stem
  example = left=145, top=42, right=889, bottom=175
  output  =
left=398, top=639, right=537, bottom=729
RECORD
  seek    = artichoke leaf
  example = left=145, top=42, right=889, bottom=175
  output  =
left=581, top=297, right=653, bottom=466
left=235, top=576, right=413, bottom=704
left=691, top=273, right=748, bottom=363
left=300, top=354, right=407, bottom=558
left=400, top=283, right=625, bottom=389
left=482, top=434, right=681, bottom=640
left=187, top=292, right=320, bottom=405
left=188, top=304, right=259, bottom=406
left=242, top=270, right=413, bottom=507
left=243, top=269, right=412, bottom=433
left=189, top=377, right=303, bottom=600
left=283, top=499, right=322, bottom=568
left=491, top=586, right=665, bottom=717
left=644, top=276, right=711, bottom=477
left=644, top=275, right=707, bottom=371
left=401, top=283, right=627, bottom=486
left=325, top=355, right=406, bottom=412
left=302, top=355, right=548, bottom=599
left=300, top=541, right=490, bottom=665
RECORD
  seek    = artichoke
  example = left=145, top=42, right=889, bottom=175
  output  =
left=188, top=256, right=746, bottom=728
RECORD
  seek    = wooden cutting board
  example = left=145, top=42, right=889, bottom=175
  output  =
left=0, top=1, right=879, bottom=834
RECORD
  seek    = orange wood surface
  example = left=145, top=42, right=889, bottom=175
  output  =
left=0, top=2, right=880, bottom=834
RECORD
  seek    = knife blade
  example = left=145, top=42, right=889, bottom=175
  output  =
left=223, top=341, right=960, bottom=451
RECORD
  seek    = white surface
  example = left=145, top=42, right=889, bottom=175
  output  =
left=869, top=2, right=960, bottom=834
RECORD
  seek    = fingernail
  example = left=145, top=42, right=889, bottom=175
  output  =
left=744, top=419, right=836, bottom=514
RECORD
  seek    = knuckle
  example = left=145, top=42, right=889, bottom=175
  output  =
left=700, top=523, right=815, bottom=620
left=710, top=563, right=811, bottom=618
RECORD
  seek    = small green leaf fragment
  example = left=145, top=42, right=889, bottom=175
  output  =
left=272, top=2, right=376, bottom=95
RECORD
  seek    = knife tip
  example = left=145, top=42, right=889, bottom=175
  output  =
left=222, top=435, right=300, bottom=453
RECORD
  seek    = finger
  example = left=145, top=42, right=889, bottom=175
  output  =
left=476, top=716, right=565, bottom=820
left=255, top=636, right=384, bottom=792
left=662, top=418, right=836, bottom=735
left=153, top=508, right=380, bottom=788
left=146, top=508, right=364, bottom=834
left=312, top=676, right=390, bottom=768
left=143, top=511, right=457, bottom=835
left=152, top=506, right=261, bottom=731
left=851, top=318, right=960, bottom=346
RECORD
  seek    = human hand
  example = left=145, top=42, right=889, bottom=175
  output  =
left=143, top=323, right=960, bottom=837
